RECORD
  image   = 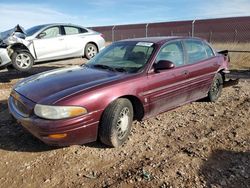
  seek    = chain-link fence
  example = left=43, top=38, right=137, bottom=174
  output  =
left=91, top=16, right=250, bottom=69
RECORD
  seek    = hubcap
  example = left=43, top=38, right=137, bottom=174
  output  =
left=87, top=45, right=97, bottom=58
left=16, top=53, right=31, bottom=68
left=117, top=107, right=130, bottom=139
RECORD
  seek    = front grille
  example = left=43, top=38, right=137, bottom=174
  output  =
left=12, top=96, right=30, bottom=117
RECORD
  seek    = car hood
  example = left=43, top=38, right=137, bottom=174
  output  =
left=14, top=66, right=129, bottom=104
left=0, top=25, right=26, bottom=46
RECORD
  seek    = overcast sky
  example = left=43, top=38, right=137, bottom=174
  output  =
left=0, top=0, right=250, bottom=30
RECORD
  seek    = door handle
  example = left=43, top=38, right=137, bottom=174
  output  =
left=58, top=38, right=64, bottom=41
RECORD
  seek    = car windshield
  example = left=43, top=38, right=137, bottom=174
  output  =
left=26, top=25, right=45, bottom=36
left=86, top=41, right=155, bottom=73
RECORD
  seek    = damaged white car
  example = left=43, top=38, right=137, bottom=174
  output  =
left=0, top=24, right=105, bottom=71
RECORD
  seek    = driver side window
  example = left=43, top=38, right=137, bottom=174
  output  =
left=156, top=41, right=184, bottom=67
left=40, top=27, right=60, bottom=39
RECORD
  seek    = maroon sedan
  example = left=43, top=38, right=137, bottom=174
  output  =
left=8, top=37, right=229, bottom=147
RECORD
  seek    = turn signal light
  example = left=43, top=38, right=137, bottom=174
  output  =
left=47, top=133, right=67, bottom=139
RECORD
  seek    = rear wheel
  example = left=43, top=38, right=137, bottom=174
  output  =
left=85, top=43, right=97, bottom=60
left=99, top=98, right=134, bottom=147
left=11, top=50, right=34, bottom=72
left=207, top=73, right=223, bottom=102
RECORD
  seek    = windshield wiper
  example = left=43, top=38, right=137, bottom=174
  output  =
left=113, top=67, right=127, bottom=72
left=92, top=64, right=128, bottom=73
left=92, top=64, right=116, bottom=72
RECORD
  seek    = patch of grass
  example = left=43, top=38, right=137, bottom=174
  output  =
left=212, top=43, right=250, bottom=69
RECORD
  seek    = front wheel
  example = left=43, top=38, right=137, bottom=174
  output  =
left=11, top=50, right=34, bottom=72
left=85, top=43, right=98, bottom=60
left=99, top=98, right=134, bottom=147
left=207, top=73, right=223, bottom=102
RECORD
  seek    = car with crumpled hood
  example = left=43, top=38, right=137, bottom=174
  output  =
left=0, top=24, right=105, bottom=72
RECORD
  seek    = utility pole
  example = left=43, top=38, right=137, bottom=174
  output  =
left=112, top=25, right=116, bottom=42
left=192, top=20, right=196, bottom=37
left=145, top=23, right=149, bottom=38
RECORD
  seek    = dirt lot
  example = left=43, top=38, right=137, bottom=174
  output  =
left=0, top=58, right=249, bottom=188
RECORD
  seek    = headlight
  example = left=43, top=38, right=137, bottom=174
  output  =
left=34, top=104, right=87, bottom=120
left=5, top=36, right=17, bottom=44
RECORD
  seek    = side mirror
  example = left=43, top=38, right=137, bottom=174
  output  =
left=37, top=32, right=46, bottom=39
left=154, top=60, right=175, bottom=72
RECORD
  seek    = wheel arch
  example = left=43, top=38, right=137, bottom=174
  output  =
left=117, top=95, right=145, bottom=121
left=86, top=41, right=99, bottom=52
left=99, top=94, right=145, bottom=121
left=9, top=43, right=34, bottom=58
left=218, top=69, right=226, bottom=83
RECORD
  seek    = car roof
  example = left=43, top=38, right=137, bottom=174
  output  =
left=32, top=23, right=88, bottom=29
left=120, top=36, right=204, bottom=44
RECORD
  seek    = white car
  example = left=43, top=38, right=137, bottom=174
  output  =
left=0, top=24, right=105, bottom=71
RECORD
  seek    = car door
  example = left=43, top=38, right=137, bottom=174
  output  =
left=182, top=39, right=220, bottom=101
left=61, top=26, right=87, bottom=57
left=32, top=26, right=67, bottom=60
left=144, top=40, right=190, bottom=117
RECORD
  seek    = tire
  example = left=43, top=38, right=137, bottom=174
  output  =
left=207, top=73, right=223, bottom=102
left=6, top=65, right=15, bottom=71
left=85, top=43, right=98, bottom=60
left=11, top=50, right=34, bottom=72
left=99, top=98, right=134, bottom=147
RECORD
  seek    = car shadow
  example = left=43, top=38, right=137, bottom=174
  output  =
left=84, top=141, right=109, bottom=149
left=0, top=65, right=62, bottom=83
left=0, top=100, right=58, bottom=152
left=199, top=149, right=250, bottom=188
left=0, top=57, right=85, bottom=83
left=0, top=99, right=106, bottom=152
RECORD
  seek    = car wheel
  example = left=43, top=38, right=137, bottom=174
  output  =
left=11, top=50, right=34, bottom=72
left=85, top=43, right=97, bottom=59
left=99, top=98, right=134, bottom=147
left=6, top=65, right=15, bottom=71
left=207, top=73, right=223, bottom=102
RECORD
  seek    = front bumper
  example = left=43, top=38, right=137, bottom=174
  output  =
left=8, top=94, right=101, bottom=146
left=0, top=48, right=11, bottom=68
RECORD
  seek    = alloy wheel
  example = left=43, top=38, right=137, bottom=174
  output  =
left=116, top=107, right=130, bottom=139
left=15, top=53, right=31, bottom=69
left=87, top=45, right=97, bottom=58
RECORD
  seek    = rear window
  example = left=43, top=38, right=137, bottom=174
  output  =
left=204, top=43, right=215, bottom=58
left=184, top=40, right=208, bottom=64
left=64, top=26, right=88, bottom=35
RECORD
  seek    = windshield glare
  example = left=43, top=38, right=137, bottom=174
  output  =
left=87, top=42, right=154, bottom=73
left=26, top=25, right=45, bottom=36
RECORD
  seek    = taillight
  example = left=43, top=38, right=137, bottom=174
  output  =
left=100, top=34, right=105, bottom=39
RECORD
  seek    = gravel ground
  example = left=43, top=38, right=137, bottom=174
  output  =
left=0, top=58, right=249, bottom=188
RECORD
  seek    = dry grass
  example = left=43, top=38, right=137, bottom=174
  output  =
left=212, top=43, right=250, bottom=69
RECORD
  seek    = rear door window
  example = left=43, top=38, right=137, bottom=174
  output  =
left=64, top=26, right=80, bottom=35
left=184, top=40, right=208, bottom=64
